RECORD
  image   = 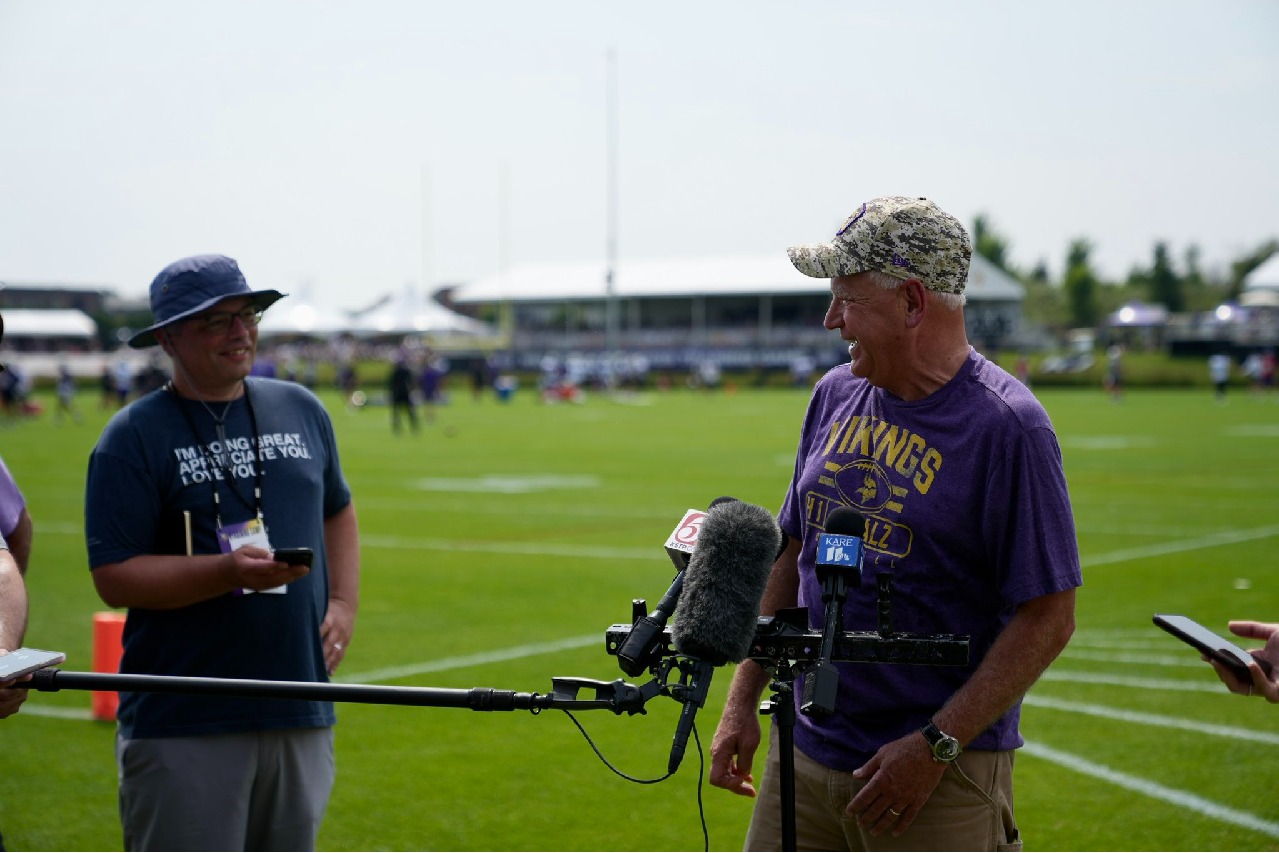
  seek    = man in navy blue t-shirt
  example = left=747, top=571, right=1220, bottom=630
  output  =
left=85, top=254, right=361, bottom=852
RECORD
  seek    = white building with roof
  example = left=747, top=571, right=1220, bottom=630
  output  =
left=445, top=253, right=1024, bottom=371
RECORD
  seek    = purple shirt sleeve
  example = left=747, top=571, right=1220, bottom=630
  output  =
left=0, top=455, right=26, bottom=538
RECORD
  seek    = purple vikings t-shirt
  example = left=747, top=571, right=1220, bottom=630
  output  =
left=779, top=348, right=1082, bottom=771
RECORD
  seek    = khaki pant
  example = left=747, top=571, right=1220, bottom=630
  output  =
left=745, top=726, right=1021, bottom=851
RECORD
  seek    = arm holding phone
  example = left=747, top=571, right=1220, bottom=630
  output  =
left=1210, top=620, right=1279, bottom=703
left=1, top=540, right=30, bottom=719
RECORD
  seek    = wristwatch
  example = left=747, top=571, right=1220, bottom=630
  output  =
left=921, top=720, right=961, bottom=763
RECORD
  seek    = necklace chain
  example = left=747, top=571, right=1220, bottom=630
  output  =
left=196, top=397, right=234, bottom=424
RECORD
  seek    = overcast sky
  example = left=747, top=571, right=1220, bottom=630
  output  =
left=1, top=1, right=1276, bottom=310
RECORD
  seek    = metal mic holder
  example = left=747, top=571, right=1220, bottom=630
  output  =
left=605, top=574, right=971, bottom=853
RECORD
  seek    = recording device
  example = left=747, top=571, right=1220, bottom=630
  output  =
left=615, top=498, right=735, bottom=677
left=0, top=647, right=66, bottom=681
left=666, top=499, right=780, bottom=773
left=801, top=506, right=866, bottom=717
left=273, top=547, right=314, bottom=567
left=1153, top=613, right=1272, bottom=681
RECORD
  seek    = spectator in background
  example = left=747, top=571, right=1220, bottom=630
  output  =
left=470, top=356, right=492, bottom=402
left=1014, top=351, right=1031, bottom=389
left=99, top=363, right=115, bottom=409
left=388, top=352, right=418, bottom=434
left=337, top=360, right=360, bottom=410
left=1104, top=344, right=1124, bottom=402
left=1208, top=351, right=1232, bottom=403
left=418, top=352, right=445, bottom=423
left=55, top=364, right=81, bottom=424
left=1242, top=352, right=1264, bottom=397
left=112, top=359, right=134, bottom=408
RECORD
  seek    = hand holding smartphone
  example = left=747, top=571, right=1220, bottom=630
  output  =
left=273, top=547, right=313, bottom=568
left=1153, top=613, right=1272, bottom=681
left=0, top=647, right=66, bottom=681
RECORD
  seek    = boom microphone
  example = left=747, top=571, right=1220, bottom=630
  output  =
left=615, top=497, right=737, bottom=677
left=666, top=499, right=780, bottom=772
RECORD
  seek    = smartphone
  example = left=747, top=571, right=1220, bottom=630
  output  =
left=273, top=547, right=313, bottom=567
left=0, top=647, right=66, bottom=681
left=1153, top=613, right=1271, bottom=681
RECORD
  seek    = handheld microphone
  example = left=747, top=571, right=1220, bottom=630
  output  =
left=801, top=506, right=866, bottom=717
left=667, top=499, right=780, bottom=773
left=615, top=498, right=736, bottom=677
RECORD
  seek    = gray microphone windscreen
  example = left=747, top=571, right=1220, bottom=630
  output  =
left=671, top=500, right=780, bottom=665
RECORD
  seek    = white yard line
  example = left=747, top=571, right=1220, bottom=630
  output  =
left=1022, top=741, right=1279, bottom=840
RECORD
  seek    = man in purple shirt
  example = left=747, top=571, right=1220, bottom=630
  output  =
left=709, top=197, right=1081, bottom=851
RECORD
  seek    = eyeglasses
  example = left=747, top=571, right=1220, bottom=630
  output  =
left=192, top=307, right=263, bottom=335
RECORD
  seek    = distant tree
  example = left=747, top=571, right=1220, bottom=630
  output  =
left=972, top=214, right=1014, bottom=274
left=1228, top=238, right=1279, bottom=299
left=1019, top=259, right=1067, bottom=331
left=1178, top=244, right=1230, bottom=312
left=1146, top=242, right=1184, bottom=313
left=1063, top=239, right=1100, bottom=329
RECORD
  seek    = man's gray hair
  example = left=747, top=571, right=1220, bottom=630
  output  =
left=865, top=270, right=967, bottom=308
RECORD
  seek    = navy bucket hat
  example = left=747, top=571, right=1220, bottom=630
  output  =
left=129, top=254, right=286, bottom=349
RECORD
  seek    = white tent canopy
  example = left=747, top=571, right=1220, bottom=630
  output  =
left=350, top=287, right=498, bottom=338
left=257, top=299, right=355, bottom=337
left=1243, top=254, right=1279, bottom=289
left=1, top=308, right=97, bottom=338
left=1240, top=254, right=1279, bottom=308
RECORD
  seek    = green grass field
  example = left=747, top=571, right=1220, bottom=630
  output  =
left=2, top=383, right=1278, bottom=851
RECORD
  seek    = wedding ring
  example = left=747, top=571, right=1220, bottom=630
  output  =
left=888, top=808, right=902, bottom=817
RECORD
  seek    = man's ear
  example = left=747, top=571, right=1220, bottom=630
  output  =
left=901, top=278, right=928, bottom=328
left=156, top=329, right=175, bottom=356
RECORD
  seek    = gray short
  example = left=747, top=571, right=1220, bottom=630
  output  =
left=116, top=727, right=335, bottom=852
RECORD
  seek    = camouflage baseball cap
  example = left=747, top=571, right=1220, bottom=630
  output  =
left=787, top=196, right=972, bottom=294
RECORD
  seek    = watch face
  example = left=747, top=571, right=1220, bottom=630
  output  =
left=934, top=736, right=961, bottom=762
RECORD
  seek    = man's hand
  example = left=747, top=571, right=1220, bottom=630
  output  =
left=321, top=598, right=356, bottom=675
left=0, top=649, right=30, bottom=720
left=1210, top=620, right=1279, bottom=703
left=221, top=546, right=310, bottom=592
left=709, top=704, right=762, bottom=797
left=847, top=731, right=947, bottom=837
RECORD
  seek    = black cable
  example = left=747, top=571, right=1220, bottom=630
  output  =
left=560, top=710, right=712, bottom=852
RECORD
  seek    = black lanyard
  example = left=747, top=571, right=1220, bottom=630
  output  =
left=169, top=380, right=265, bottom=528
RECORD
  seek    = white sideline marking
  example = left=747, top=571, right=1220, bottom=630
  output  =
left=1040, top=669, right=1228, bottom=693
left=1079, top=524, right=1279, bottom=568
left=410, top=475, right=601, bottom=494
left=1024, top=694, right=1279, bottom=745
left=339, top=633, right=601, bottom=685
left=11, top=704, right=93, bottom=721
left=359, top=534, right=653, bottom=561
left=1058, top=649, right=1214, bottom=668
left=1022, top=741, right=1279, bottom=840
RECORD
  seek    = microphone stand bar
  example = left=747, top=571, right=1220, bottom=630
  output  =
left=25, top=670, right=664, bottom=715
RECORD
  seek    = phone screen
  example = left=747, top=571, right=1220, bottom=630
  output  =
left=1153, top=614, right=1269, bottom=678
